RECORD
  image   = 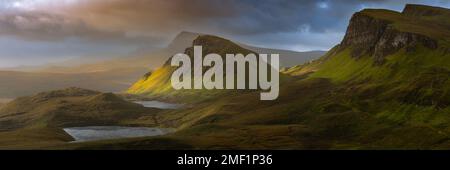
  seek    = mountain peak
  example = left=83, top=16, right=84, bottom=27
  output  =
left=163, top=34, right=255, bottom=66
left=186, top=35, right=255, bottom=56
left=340, top=6, right=440, bottom=64
left=167, top=31, right=203, bottom=52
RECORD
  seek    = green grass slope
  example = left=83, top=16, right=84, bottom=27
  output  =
left=127, top=35, right=267, bottom=102
left=2, top=4, right=450, bottom=150
left=71, top=4, right=450, bottom=150
left=0, top=87, right=163, bottom=149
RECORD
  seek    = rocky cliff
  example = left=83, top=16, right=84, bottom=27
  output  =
left=340, top=5, right=443, bottom=64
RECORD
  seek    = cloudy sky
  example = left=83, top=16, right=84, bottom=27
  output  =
left=0, top=0, right=449, bottom=68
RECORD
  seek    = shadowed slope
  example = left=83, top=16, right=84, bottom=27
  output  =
left=78, top=5, right=450, bottom=150
left=127, top=35, right=260, bottom=101
left=0, top=88, right=163, bottom=149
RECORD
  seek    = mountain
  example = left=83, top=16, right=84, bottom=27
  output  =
left=275, top=4, right=450, bottom=148
left=127, top=33, right=311, bottom=100
left=0, top=31, right=319, bottom=99
left=127, top=34, right=262, bottom=101
left=73, top=4, right=450, bottom=149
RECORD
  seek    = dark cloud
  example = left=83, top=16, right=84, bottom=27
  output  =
left=61, top=0, right=355, bottom=35
left=2, top=0, right=450, bottom=45
left=0, top=0, right=450, bottom=67
left=68, top=0, right=394, bottom=34
left=0, top=10, right=163, bottom=45
left=54, top=0, right=450, bottom=45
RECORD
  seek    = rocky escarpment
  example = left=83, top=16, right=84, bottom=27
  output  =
left=340, top=7, right=439, bottom=64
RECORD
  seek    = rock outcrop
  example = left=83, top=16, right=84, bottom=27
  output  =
left=340, top=6, right=439, bottom=64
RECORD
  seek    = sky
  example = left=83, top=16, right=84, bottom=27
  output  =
left=0, top=0, right=449, bottom=68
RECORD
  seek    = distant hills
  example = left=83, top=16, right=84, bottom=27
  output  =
left=126, top=33, right=322, bottom=99
left=164, top=31, right=325, bottom=68
left=0, top=31, right=324, bottom=99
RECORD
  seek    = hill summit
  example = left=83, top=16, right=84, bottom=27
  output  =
left=0, top=88, right=158, bottom=131
left=402, top=4, right=450, bottom=17
left=127, top=35, right=257, bottom=101
left=339, top=4, right=449, bottom=64
left=288, top=4, right=450, bottom=109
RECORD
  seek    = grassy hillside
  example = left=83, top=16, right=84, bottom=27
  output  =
left=0, top=87, right=163, bottom=149
left=127, top=35, right=263, bottom=102
left=360, top=9, right=450, bottom=42
left=1, top=4, right=450, bottom=150
left=75, top=77, right=450, bottom=149
left=70, top=4, right=450, bottom=149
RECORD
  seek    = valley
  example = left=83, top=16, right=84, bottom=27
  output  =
left=0, top=87, right=170, bottom=149
left=0, top=4, right=449, bottom=150
left=74, top=4, right=450, bottom=149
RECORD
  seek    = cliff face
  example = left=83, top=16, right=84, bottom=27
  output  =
left=340, top=13, right=390, bottom=60
left=340, top=5, right=440, bottom=64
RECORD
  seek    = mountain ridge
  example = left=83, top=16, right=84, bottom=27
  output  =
left=339, top=5, right=445, bottom=64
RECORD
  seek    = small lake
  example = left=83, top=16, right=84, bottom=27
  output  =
left=63, top=126, right=173, bottom=142
left=133, top=101, right=182, bottom=109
